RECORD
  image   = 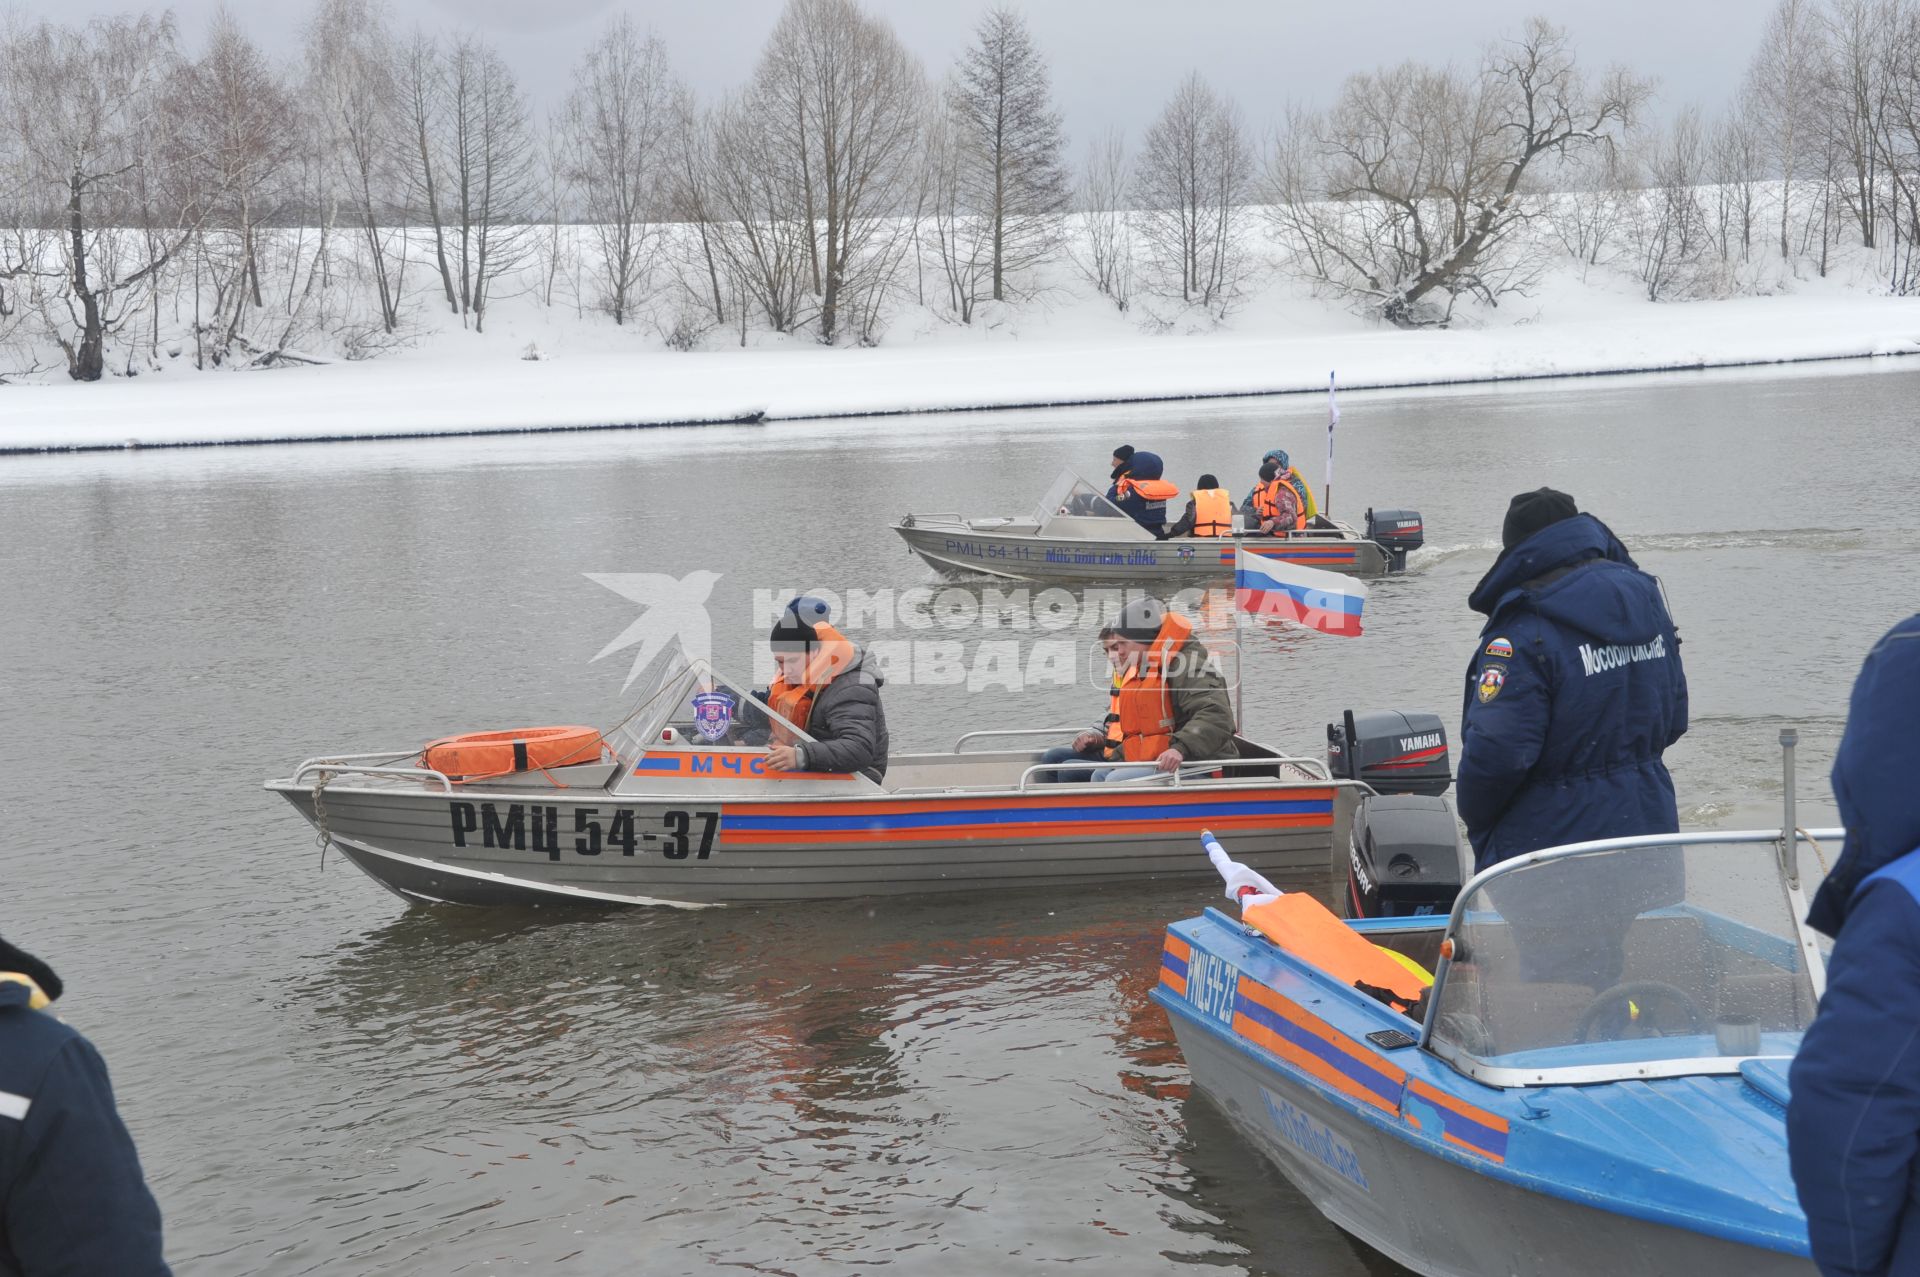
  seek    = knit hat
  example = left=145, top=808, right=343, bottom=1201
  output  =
left=1197, top=473, right=1219, bottom=489
left=769, top=596, right=832, bottom=651
left=1264, top=449, right=1290, bottom=471
left=1501, top=488, right=1579, bottom=551
left=1111, top=445, right=1135, bottom=465
left=0, top=935, right=62, bottom=1002
left=1114, top=596, right=1167, bottom=643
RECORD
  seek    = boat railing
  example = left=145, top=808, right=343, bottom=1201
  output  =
left=1014, top=755, right=1332, bottom=789
left=289, top=757, right=455, bottom=794
left=953, top=727, right=1087, bottom=752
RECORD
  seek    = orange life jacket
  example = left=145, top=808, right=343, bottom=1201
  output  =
left=1190, top=488, right=1232, bottom=537
left=1116, top=611, right=1195, bottom=762
left=1116, top=474, right=1182, bottom=503
left=765, top=622, right=857, bottom=743
left=1241, top=892, right=1432, bottom=1016
left=1253, top=477, right=1303, bottom=532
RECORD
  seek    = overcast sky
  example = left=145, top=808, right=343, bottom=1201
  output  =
left=18, top=0, right=1769, bottom=139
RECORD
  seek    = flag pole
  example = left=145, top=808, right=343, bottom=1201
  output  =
left=1325, top=371, right=1338, bottom=518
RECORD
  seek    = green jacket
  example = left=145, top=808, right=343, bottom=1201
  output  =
left=1164, top=636, right=1239, bottom=762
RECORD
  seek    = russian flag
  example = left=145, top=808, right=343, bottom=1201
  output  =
left=1235, top=546, right=1367, bottom=637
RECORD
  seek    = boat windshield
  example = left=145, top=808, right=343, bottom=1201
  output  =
left=604, top=658, right=813, bottom=760
left=1034, top=469, right=1131, bottom=525
left=1424, top=834, right=1828, bottom=1086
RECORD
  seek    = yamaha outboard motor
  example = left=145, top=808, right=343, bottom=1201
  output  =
left=1328, top=710, right=1465, bottom=918
left=1365, top=508, right=1425, bottom=573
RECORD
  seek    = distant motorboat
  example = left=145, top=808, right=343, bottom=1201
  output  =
left=893, top=469, right=1424, bottom=581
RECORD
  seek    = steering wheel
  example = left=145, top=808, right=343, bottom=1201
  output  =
left=1574, top=980, right=1707, bottom=1042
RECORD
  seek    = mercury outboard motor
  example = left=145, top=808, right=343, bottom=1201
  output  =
left=1365, top=508, right=1425, bottom=573
left=1328, top=710, right=1465, bottom=918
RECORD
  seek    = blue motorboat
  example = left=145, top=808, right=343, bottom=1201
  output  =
left=1155, top=822, right=1836, bottom=1276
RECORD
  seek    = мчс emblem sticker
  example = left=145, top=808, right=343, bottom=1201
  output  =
left=1477, top=665, right=1507, bottom=704
left=1485, top=637, right=1514, bottom=659
left=690, top=691, right=737, bottom=742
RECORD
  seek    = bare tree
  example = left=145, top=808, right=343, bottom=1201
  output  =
left=1134, top=72, right=1253, bottom=315
left=1711, top=102, right=1765, bottom=262
left=0, top=14, right=201, bottom=380
left=1747, top=0, right=1823, bottom=261
left=1819, top=0, right=1897, bottom=249
left=1875, top=2, right=1920, bottom=292
left=1072, top=126, right=1133, bottom=309
left=946, top=7, right=1067, bottom=307
left=442, top=34, right=537, bottom=331
left=559, top=16, right=679, bottom=326
left=1269, top=20, right=1646, bottom=326
left=707, top=90, right=811, bottom=333
left=401, top=29, right=458, bottom=311
left=752, top=0, right=925, bottom=343
left=176, top=9, right=298, bottom=360
left=306, top=0, right=408, bottom=334
left=1628, top=106, right=1711, bottom=301
left=1544, top=144, right=1633, bottom=275
left=663, top=88, right=730, bottom=330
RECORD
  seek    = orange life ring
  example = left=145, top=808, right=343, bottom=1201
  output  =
left=421, top=726, right=606, bottom=781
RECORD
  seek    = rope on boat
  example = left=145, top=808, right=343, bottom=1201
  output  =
left=312, top=769, right=335, bottom=871
left=1799, top=827, right=1831, bottom=876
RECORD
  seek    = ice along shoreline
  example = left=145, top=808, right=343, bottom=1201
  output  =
left=4, top=292, right=1918, bottom=455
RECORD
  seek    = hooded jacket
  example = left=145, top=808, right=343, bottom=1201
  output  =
left=790, top=645, right=890, bottom=782
left=0, top=940, right=171, bottom=1276
left=1789, top=614, right=1920, bottom=1277
left=1111, top=451, right=1170, bottom=532
left=1456, top=514, right=1688, bottom=870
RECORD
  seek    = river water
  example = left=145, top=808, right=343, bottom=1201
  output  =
left=2, top=361, right=1913, bottom=1275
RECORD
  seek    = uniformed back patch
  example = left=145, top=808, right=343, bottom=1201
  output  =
left=1477, top=665, right=1507, bottom=703
left=1485, top=637, right=1514, bottom=659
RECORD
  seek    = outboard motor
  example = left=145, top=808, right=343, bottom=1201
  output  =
left=1365, top=508, right=1425, bottom=573
left=1328, top=710, right=1465, bottom=919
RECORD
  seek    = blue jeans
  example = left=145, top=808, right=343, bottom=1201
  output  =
left=1037, top=744, right=1102, bottom=783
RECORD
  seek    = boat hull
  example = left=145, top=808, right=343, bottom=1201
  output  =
left=1155, top=907, right=1817, bottom=1277
left=893, top=522, right=1390, bottom=580
left=273, top=780, right=1356, bottom=908
left=1166, top=1008, right=1815, bottom=1277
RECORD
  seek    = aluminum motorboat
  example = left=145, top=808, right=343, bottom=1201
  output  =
left=1154, top=802, right=1832, bottom=1276
left=892, top=469, right=1424, bottom=581
left=266, top=656, right=1367, bottom=908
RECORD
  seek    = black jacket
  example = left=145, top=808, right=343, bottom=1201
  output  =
left=795, top=648, right=890, bottom=782
left=0, top=941, right=170, bottom=1277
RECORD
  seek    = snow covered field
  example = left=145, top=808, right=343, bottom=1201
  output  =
left=5, top=250, right=1919, bottom=454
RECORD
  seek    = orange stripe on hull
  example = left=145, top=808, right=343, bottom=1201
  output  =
left=718, top=811, right=1332, bottom=846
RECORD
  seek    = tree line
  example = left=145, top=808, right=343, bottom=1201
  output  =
left=0, top=0, right=1910, bottom=382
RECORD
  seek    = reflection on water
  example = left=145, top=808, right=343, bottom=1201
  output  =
left=4, top=362, right=1913, bottom=1273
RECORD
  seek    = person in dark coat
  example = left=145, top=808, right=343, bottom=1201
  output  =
left=1111, top=450, right=1173, bottom=533
left=1103, top=445, right=1135, bottom=504
left=762, top=596, right=889, bottom=782
left=0, top=934, right=171, bottom=1276
left=1458, top=489, right=1689, bottom=869
left=1789, top=613, right=1920, bottom=1277
left=1160, top=473, right=1228, bottom=539
left=1457, top=490, right=1689, bottom=989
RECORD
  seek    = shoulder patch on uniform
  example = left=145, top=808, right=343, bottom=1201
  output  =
left=1477, top=665, right=1507, bottom=704
left=1484, top=636, right=1514, bottom=659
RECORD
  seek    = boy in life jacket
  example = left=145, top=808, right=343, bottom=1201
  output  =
left=1096, top=597, right=1238, bottom=782
left=1159, top=474, right=1235, bottom=539
left=760, top=596, right=890, bottom=782
left=1251, top=461, right=1301, bottom=536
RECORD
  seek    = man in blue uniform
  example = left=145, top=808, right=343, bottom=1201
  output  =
left=0, top=933, right=171, bottom=1275
left=1789, top=614, right=1920, bottom=1277
left=1456, top=489, right=1688, bottom=988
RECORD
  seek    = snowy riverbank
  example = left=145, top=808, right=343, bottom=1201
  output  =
left=6, top=268, right=1920, bottom=454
